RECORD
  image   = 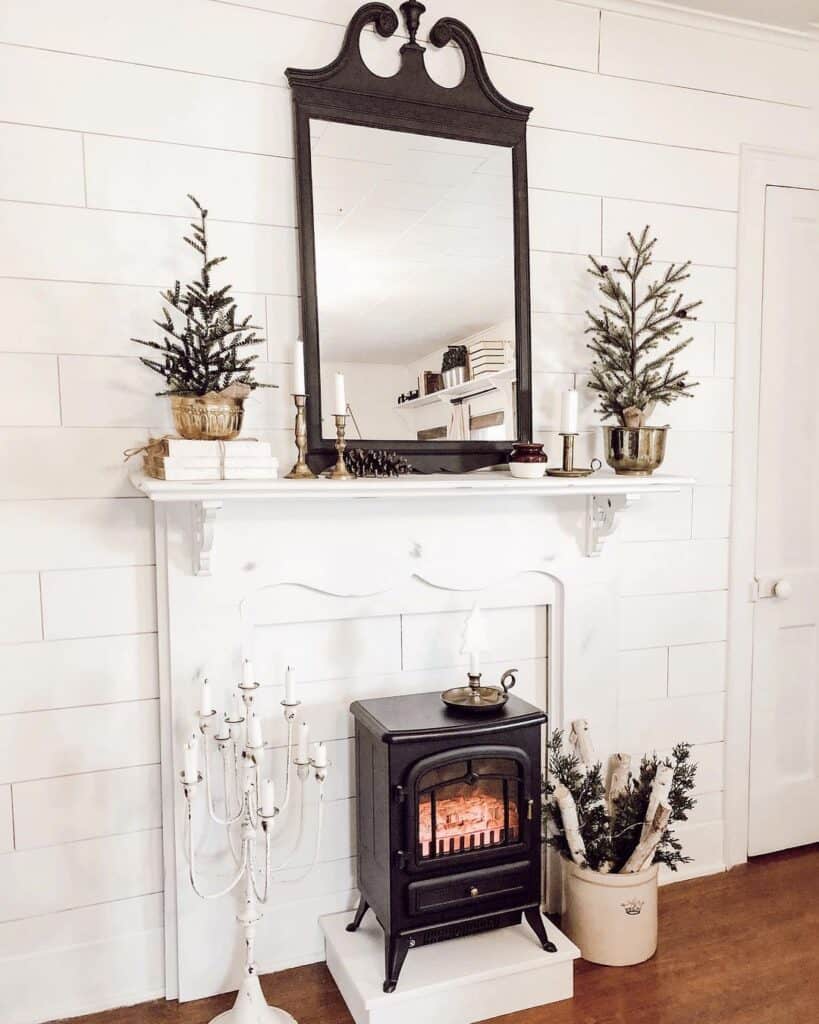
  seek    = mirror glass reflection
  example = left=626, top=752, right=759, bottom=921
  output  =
left=310, top=120, right=517, bottom=443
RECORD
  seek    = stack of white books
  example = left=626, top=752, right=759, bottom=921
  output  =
left=144, top=437, right=278, bottom=481
left=468, top=340, right=509, bottom=378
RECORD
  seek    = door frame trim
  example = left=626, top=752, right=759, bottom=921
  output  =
left=725, top=146, right=819, bottom=868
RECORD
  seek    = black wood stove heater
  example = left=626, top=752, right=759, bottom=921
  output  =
left=347, top=690, right=556, bottom=992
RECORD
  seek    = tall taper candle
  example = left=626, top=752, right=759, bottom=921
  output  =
left=334, top=372, right=346, bottom=416
left=261, top=778, right=276, bottom=816
left=313, top=742, right=328, bottom=769
left=248, top=713, right=263, bottom=749
left=296, top=720, right=309, bottom=762
left=183, top=741, right=198, bottom=783
left=242, top=659, right=255, bottom=687
left=199, top=677, right=213, bottom=717
left=292, top=340, right=305, bottom=395
left=285, top=666, right=296, bottom=705
left=560, top=388, right=579, bottom=434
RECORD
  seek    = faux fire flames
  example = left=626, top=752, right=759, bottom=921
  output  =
left=418, top=785, right=519, bottom=858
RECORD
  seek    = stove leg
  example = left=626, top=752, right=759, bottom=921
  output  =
left=524, top=906, right=558, bottom=953
left=345, top=897, right=370, bottom=933
left=383, top=935, right=411, bottom=993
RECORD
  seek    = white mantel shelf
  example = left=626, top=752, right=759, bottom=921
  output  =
left=129, top=468, right=693, bottom=572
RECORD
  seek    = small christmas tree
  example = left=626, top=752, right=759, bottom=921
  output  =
left=133, top=195, right=270, bottom=397
left=585, top=226, right=700, bottom=428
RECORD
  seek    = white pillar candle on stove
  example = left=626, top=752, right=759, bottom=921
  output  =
left=469, top=651, right=481, bottom=677
left=292, top=340, right=305, bottom=395
left=333, top=372, right=346, bottom=416
left=248, top=712, right=263, bottom=749
left=199, top=677, right=213, bottom=717
left=296, top=720, right=309, bottom=762
left=313, top=742, right=328, bottom=769
left=560, top=388, right=579, bottom=434
left=261, top=778, right=276, bottom=816
left=183, top=741, right=198, bottom=783
left=284, top=666, right=296, bottom=705
left=242, top=659, right=255, bottom=687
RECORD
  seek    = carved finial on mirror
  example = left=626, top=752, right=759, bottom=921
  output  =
left=399, top=1, right=426, bottom=49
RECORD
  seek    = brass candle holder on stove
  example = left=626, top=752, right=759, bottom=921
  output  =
left=546, top=432, right=601, bottom=478
left=442, top=667, right=518, bottom=711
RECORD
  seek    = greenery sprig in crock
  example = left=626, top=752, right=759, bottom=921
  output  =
left=586, top=226, right=700, bottom=428
left=133, top=195, right=272, bottom=397
left=441, top=345, right=469, bottom=373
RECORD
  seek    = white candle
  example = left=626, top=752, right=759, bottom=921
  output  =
left=285, top=666, right=296, bottom=705
left=183, top=741, right=198, bottom=783
left=313, top=742, right=328, bottom=769
left=296, top=720, right=309, bottom=762
left=231, top=693, right=243, bottom=722
left=292, top=340, right=305, bottom=395
left=560, top=388, right=579, bottom=434
left=333, top=372, right=346, bottom=416
left=199, top=678, right=213, bottom=717
left=261, top=778, right=276, bottom=816
left=469, top=651, right=481, bottom=676
left=242, top=659, right=255, bottom=687
left=248, top=712, right=263, bottom=749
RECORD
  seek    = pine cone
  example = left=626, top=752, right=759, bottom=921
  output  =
left=344, top=449, right=412, bottom=478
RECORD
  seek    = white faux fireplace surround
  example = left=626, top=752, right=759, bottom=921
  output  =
left=137, top=470, right=691, bottom=1002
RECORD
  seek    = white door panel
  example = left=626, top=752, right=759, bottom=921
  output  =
left=748, top=186, right=819, bottom=857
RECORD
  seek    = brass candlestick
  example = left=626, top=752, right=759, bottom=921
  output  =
left=285, top=394, right=317, bottom=479
left=546, top=432, right=601, bottom=478
left=329, top=414, right=352, bottom=479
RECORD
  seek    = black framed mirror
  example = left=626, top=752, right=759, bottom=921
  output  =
left=286, top=2, right=533, bottom=474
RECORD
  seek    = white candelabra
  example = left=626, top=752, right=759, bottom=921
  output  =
left=181, top=662, right=328, bottom=1024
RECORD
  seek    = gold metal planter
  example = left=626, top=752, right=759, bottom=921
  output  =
left=603, top=426, right=668, bottom=476
left=170, top=393, right=245, bottom=440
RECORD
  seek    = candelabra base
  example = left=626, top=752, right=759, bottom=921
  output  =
left=210, top=974, right=297, bottom=1024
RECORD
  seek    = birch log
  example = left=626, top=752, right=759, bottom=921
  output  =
left=570, top=719, right=597, bottom=773
left=607, top=753, right=631, bottom=815
left=621, top=801, right=671, bottom=873
left=553, top=784, right=587, bottom=866
left=640, top=764, right=674, bottom=843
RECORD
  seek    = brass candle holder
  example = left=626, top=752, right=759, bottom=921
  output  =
left=329, top=413, right=353, bottom=480
left=285, top=393, right=317, bottom=479
left=546, top=432, right=601, bottom=478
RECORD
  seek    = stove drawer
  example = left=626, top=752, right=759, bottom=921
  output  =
left=407, top=860, right=530, bottom=916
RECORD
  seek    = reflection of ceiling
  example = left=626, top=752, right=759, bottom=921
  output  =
left=311, top=120, right=515, bottom=364
left=656, top=0, right=819, bottom=30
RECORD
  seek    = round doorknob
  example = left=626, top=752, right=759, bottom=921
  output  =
left=773, top=579, right=793, bottom=599
left=469, top=886, right=480, bottom=897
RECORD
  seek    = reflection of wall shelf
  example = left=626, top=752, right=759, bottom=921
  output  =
left=396, top=367, right=515, bottom=411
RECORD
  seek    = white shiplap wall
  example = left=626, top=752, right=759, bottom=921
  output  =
left=0, top=1, right=815, bottom=1020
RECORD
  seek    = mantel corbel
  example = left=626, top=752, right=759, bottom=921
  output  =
left=192, top=499, right=222, bottom=576
left=585, top=492, right=641, bottom=557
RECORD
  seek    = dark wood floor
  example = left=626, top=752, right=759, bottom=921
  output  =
left=59, top=845, right=819, bottom=1024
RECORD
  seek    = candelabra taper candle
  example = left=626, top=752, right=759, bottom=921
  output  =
left=285, top=394, right=316, bottom=480
left=328, top=413, right=352, bottom=480
left=182, top=671, right=329, bottom=1024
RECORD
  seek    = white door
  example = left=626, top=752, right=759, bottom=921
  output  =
left=748, top=186, right=819, bottom=856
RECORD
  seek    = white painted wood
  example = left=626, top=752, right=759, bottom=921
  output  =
left=531, top=313, right=587, bottom=372
left=84, top=135, right=297, bottom=225
left=619, top=591, right=727, bottom=649
left=401, top=605, right=547, bottom=670
left=692, top=742, right=725, bottom=795
left=59, top=356, right=172, bottom=430
left=692, top=486, right=732, bottom=539
left=0, top=895, right=164, bottom=1024
left=0, top=828, right=163, bottom=922
left=660, top=430, right=733, bottom=484
left=599, top=11, right=814, bottom=106
left=616, top=539, right=729, bottom=595
left=748, top=184, right=819, bottom=856
left=321, top=911, right=578, bottom=1024
left=603, top=199, right=737, bottom=267
left=0, top=700, right=159, bottom=784
left=662, top=379, right=734, bottom=431
left=0, top=498, right=153, bottom=572
left=529, top=189, right=601, bottom=254
left=40, top=564, right=157, bottom=639
left=0, top=572, right=41, bottom=643
left=0, top=123, right=84, bottom=205
left=0, top=44, right=294, bottom=156
left=615, top=490, right=693, bottom=543
left=617, top=648, right=668, bottom=702
left=0, top=202, right=299, bottom=295
left=0, top=786, right=12, bottom=853
left=0, top=354, right=60, bottom=426
left=617, top=692, right=725, bottom=750
left=0, top=633, right=158, bottom=714
left=668, top=642, right=726, bottom=697
left=13, top=764, right=161, bottom=850
left=528, top=130, right=739, bottom=210
left=714, top=323, right=736, bottom=377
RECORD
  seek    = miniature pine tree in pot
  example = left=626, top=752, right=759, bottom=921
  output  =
left=132, top=195, right=273, bottom=440
left=585, top=226, right=700, bottom=474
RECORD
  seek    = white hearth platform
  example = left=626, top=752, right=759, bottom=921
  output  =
left=321, top=911, right=579, bottom=1024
